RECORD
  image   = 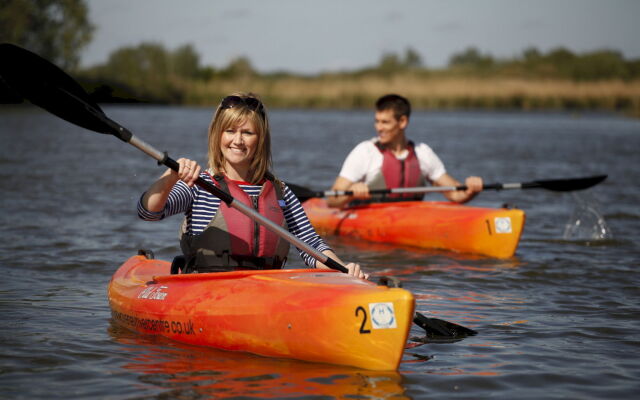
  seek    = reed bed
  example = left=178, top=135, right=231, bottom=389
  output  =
left=171, top=75, right=640, bottom=116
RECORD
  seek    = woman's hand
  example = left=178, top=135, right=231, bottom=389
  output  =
left=317, top=250, right=369, bottom=280
left=344, top=262, right=369, bottom=280
left=176, top=158, right=201, bottom=187
left=142, top=157, right=200, bottom=212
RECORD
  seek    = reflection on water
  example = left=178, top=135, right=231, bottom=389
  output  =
left=563, top=192, right=613, bottom=240
left=110, top=325, right=408, bottom=399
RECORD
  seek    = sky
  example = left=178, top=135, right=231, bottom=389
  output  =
left=83, top=0, right=640, bottom=74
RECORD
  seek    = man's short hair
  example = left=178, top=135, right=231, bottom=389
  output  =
left=375, top=94, right=411, bottom=120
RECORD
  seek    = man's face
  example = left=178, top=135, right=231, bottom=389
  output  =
left=374, top=109, right=407, bottom=145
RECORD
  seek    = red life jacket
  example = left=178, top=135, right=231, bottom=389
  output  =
left=373, top=141, right=425, bottom=199
left=179, top=173, right=290, bottom=272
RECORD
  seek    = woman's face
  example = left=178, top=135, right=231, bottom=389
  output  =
left=220, top=119, right=259, bottom=173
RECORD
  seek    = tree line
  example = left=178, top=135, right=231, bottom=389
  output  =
left=1, top=0, right=639, bottom=114
left=446, top=46, right=640, bottom=82
left=76, top=43, right=640, bottom=104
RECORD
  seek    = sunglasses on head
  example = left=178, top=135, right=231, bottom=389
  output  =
left=220, top=95, right=265, bottom=114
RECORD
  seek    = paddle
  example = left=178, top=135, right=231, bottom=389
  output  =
left=289, top=175, right=607, bottom=202
left=0, top=43, right=475, bottom=340
left=0, top=43, right=349, bottom=273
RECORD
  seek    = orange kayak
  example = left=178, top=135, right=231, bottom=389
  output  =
left=303, top=199, right=526, bottom=258
left=108, top=253, right=415, bottom=370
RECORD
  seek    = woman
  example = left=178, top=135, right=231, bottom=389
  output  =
left=138, top=93, right=366, bottom=278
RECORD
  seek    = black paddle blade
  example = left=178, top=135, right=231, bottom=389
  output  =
left=287, top=182, right=323, bottom=203
left=533, top=175, right=608, bottom=192
left=413, top=312, right=477, bottom=340
left=0, top=43, right=127, bottom=139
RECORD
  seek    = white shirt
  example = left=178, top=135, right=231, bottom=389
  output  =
left=338, top=138, right=447, bottom=184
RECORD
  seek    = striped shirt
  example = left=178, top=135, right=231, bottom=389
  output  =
left=137, top=173, right=331, bottom=267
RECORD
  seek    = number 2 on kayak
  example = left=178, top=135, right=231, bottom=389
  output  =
left=355, top=306, right=372, bottom=334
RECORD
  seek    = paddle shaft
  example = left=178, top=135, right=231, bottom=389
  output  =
left=325, top=182, right=570, bottom=197
left=323, top=185, right=472, bottom=197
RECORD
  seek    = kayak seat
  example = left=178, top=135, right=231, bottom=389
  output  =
left=168, top=253, right=286, bottom=274
left=377, top=276, right=402, bottom=288
left=170, top=255, right=186, bottom=275
left=137, top=249, right=155, bottom=259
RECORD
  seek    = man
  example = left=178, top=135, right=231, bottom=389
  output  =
left=327, top=94, right=483, bottom=208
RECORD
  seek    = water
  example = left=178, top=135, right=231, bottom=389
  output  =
left=1, top=106, right=639, bottom=399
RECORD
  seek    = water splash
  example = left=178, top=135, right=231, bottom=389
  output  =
left=563, top=192, right=613, bottom=240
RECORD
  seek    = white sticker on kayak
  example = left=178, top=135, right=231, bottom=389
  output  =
left=369, top=302, right=397, bottom=329
left=138, top=285, right=168, bottom=300
left=494, top=217, right=512, bottom=234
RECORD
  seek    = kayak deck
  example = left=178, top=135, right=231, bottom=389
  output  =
left=303, top=199, right=525, bottom=258
left=108, top=254, right=415, bottom=370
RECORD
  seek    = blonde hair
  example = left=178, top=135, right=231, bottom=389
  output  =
left=207, top=92, right=272, bottom=184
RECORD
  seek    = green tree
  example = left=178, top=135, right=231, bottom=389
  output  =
left=522, top=47, right=541, bottom=63
left=448, top=47, right=494, bottom=70
left=377, top=52, right=402, bottom=75
left=96, top=42, right=175, bottom=101
left=225, top=56, right=255, bottom=77
left=627, top=59, right=640, bottom=80
left=572, top=50, right=627, bottom=81
left=375, top=49, right=423, bottom=73
left=403, top=48, right=422, bottom=68
left=91, top=42, right=208, bottom=102
left=0, top=0, right=94, bottom=70
left=171, top=44, right=200, bottom=79
left=546, top=47, right=576, bottom=65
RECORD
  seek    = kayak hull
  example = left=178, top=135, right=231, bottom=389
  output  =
left=108, top=255, right=415, bottom=370
left=303, top=199, right=525, bottom=258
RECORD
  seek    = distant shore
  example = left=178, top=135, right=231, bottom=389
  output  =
left=66, top=44, right=640, bottom=117
left=83, top=74, right=640, bottom=118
